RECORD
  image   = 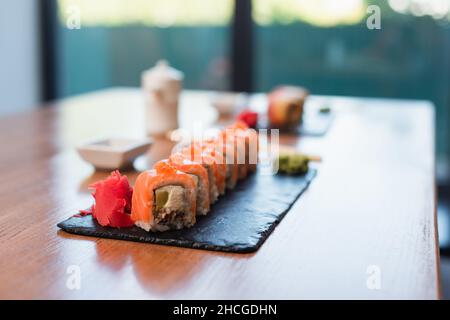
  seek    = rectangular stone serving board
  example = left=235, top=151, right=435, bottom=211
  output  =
left=58, top=169, right=316, bottom=253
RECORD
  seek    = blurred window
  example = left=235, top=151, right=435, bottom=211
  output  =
left=58, top=0, right=233, bottom=26
left=55, top=0, right=234, bottom=96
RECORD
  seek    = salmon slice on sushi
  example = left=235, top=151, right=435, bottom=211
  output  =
left=131, top=162, right=197, bottom=232
left=168, top=153, right=210, bottom=216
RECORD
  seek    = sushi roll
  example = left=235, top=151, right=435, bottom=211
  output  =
left=206, top=137, right=239, bottom=190
left=235, top=127, right=259, bottom=173
left=223, top=144, right=239, bottom=189
left=199, top=143, right=227, bottom=195
left=131, top=161, right=197, bottom=232
left=226, top=121, right=259, bottom=173
left=182, top=144, right=220, bottom=204
left=268, top=86, right=308, bottom=130
left=220, top=129, right=248, bottom=180
left=168, top=153, right=211, bottom=216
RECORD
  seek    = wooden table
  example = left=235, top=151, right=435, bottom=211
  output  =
left=0, top=88, right=440, bottom=299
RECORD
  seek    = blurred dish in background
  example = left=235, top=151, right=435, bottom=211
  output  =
left=210, top=91, right=248, bottom=116
left=268, top=86, right=309, bottom=130
left=77, top=138, right=152, bottom=171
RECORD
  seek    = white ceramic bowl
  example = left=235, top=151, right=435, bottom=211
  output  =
left=210, top=92, right=248, bottom=116
left=77, top=138, right=152, bottom=170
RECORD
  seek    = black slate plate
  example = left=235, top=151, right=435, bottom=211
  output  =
left=58, top=169, right=316, bottom=253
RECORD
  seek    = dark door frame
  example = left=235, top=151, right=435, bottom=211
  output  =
left=231, top=0, right=253, bottom=92
left=40, top=0, right=58, bottom=102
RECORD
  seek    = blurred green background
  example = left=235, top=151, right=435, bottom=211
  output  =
left=55, top=0, right=450, bottom=171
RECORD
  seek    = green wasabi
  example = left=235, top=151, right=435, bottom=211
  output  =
left=277, top=153, right=309, bottom=175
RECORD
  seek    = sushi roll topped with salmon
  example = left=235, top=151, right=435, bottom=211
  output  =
left=168, top=153, right=210, bottom=216
left=131, top=161, right=197, bottom=232
left=181, top=143, right=223, bottom=203
left=127, top=121, right=260, bottom=232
